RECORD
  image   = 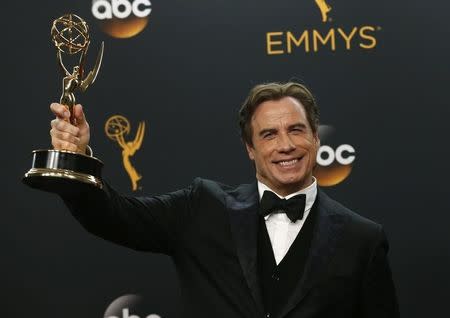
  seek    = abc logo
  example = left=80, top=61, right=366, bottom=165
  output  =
left=107, top=308, right=160, bottom=318
left=317, top=144, right=355, bottom=167
left=104, top=295, right=161, bottom=318
left=92, top=0, right=152, bottom=38
left=92, top=0, right=152, bottom=19
left=314, top=125, right=356, bottom=187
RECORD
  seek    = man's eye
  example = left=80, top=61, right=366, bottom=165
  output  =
left=263, top=132, right=274, bottom=139
left=291, top=128, right=303, bottom=134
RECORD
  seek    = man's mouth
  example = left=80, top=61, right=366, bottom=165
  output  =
left=274, top=157, right=303, bottom=167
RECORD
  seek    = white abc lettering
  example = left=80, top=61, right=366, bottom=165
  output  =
left=92, top=0, right=152, bottom=20
left=92, top=0, right=113, bottom=20
left=335, top=144, right=355, bottom=165
left=124, top=308, right=139, bottom=318
left=133, top=0, right=152, bottom=18
left=112, top=0, right=133, bottom=19
left=317, top=145, right=334, bottom=166
left=106, top=308, right=161, bottom=318
left=317, top=144, right=356, bottom=166
left=123, top=308, right=139, bottom=318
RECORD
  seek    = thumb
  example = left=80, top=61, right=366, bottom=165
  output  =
left=73, top=104, right=88, bottom=129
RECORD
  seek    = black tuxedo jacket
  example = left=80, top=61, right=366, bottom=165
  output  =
left=63, top=178, right=399, bottom=318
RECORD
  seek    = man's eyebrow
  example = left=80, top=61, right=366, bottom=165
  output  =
left=288, top=123, right=307, bottom=130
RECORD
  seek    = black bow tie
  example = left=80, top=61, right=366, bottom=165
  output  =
left=259, top=191, right=306, bottom=223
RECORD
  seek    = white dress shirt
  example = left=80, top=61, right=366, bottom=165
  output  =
left=258, top=178, right=318, bottom=265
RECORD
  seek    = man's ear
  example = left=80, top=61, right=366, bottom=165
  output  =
left=245, top=142, right=255, bottom=160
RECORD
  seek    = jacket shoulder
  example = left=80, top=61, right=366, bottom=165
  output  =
left=191, top=177, right=256, bottom=205
left=192, top=177, right=253, bottom=193
left=319, top=190, right=383, bottom=239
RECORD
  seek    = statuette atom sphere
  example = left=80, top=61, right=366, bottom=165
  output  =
left=105, top=115, right=131, bottom=140
left=51, top=14, right=90, bottom=55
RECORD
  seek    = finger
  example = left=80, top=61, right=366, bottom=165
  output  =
left=50, top=128, right=81, bottom=144
left=50, top=103, right=71, bottom=120
left=51, top=118, right=80, bottom=136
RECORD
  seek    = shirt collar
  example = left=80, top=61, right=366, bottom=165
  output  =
left=257, top=177, right=318, bottom=214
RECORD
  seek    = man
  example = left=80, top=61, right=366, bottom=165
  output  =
left=50, top=82, right=399, bottom=318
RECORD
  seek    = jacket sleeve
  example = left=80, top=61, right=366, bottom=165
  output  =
left=360, top=226, right=400, bottom=318
left=60, top=180, right=199, bottom=255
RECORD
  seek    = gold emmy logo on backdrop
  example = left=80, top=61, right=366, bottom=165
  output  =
left=266, top=1, right=381, bottom=55
left=105, top=115, right=145, bottom=191
left=315, top=0, right=332, bottom=22
left=23, top=14, right=105, bottom=194
left=92, top=0, right=152, bottom=38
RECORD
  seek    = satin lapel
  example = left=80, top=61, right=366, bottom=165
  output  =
left=227, top=182, right=264, bottom=316
left=277, top=190, right=347, bottom=318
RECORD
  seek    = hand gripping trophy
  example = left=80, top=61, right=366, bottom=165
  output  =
left=23, top=14, right=105, bottom=194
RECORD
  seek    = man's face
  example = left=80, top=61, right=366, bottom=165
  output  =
left=246, top=96, right=319, bottom=196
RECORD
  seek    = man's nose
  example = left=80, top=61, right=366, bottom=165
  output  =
left=277, top=133, right=295, bottom=152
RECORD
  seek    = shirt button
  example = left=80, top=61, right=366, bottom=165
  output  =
left=265, top=313, right=271, bottom=318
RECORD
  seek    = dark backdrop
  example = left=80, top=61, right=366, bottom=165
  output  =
left=2, top=0, right=449, bottom=317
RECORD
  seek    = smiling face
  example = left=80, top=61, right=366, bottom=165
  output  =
left=246, top=96, right=319, bottom=196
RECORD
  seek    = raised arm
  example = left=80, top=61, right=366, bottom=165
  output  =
left=49, top=102, right=195, bottom=255
left=61, top=180, right=195, bottom=255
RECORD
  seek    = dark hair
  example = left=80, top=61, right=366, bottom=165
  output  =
left=238, top=82, right=320, bottom=146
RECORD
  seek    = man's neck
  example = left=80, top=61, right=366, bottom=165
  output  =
left=256, top=177, right=315, bottom=197
left=257, top=177, right=317, bottom=199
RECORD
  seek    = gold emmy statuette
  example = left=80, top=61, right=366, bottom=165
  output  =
left=315, top=0, right=332, bottom=22
left=23, top=14, right=105, bottom=194
left=105, top=115, right=145, bottom=191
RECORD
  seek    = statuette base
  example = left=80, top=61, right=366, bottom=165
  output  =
left=23, top=149, right=103, bottom=195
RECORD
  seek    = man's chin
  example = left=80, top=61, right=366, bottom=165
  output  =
left=277, top=174, right=313, bottom=190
